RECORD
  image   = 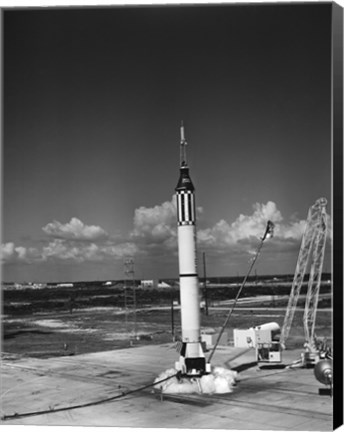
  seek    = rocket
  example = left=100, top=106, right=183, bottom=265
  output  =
left=175, top=122, right=211, bottom=377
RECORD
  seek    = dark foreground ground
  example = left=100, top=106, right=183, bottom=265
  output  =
left=2, top=301, right=332, bottom=359
left=2, top=278, right=332, bottom=358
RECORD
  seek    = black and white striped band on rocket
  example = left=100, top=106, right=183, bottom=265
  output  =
left=176, top=190, right=195, bottom=225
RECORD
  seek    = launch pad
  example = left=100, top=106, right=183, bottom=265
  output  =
left=1, top=343, right=333, bottom=429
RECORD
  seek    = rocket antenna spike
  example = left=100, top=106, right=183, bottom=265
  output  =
left=180, top=121, right=188, bottom=168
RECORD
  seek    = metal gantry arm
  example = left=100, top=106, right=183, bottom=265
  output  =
left=280, top=198, right=328, bottom=350
left=303, top=200, right=327, bottom=349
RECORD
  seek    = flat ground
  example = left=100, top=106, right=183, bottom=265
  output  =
left=1, top=295, right=333, bottom=429
left=1, top=344, right=333, bottom=429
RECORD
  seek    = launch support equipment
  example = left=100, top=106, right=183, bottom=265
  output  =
left=279, top=198, right=329, bottom=366
left=209, top=220, right=275, bottom=364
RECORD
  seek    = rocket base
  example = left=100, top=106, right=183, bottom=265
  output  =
left=175, top=342, right=212, bottom=377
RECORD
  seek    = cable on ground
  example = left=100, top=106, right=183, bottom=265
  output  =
left=1, top=371, right=179, bottom=421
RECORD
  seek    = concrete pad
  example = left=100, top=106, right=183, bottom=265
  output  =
left=1, top=344, right=332, bottom=430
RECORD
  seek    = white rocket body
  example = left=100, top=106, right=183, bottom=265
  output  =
left=175, top=124, right=211, bottom=376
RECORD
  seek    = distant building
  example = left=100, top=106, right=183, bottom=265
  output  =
left=157, top=281, right=171, bottom=288
left=140, top=280, right=156, bottom=288
left=57, top=283, right=74, bottom=288
left=32, top=283, right=46, bottom=289
left=140, top=280, right=172, bottom=288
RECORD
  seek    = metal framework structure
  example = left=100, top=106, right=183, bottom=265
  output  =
left=280, top=198, right=328, bottom=350
left=124, top=257, right=137, bottom=336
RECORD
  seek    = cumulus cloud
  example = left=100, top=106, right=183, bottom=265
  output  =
left=42, top=217, right=109, bottom=241
left=1, top=242, right=41, bottom=264
left=231, top=201, right=283, bottom=240
left=1, top=242, right=18, bottom=262
left=1, top=239, right=138, bottom=265
left=197, top=201, right=286, bottom=251
left=2, top=216, right=138, bottom=265
left=132, top=199, right=177, bottom=242
left=41, top=239, right=138, bottom=263
left=275, top=220, right=307, bottom=240
left=2, top=200, right=331, bottom=270
left=38, top=217, right=139, bottom=263
left=196, top=200, right=333, bottom=266
left=130, top=197, right=203, bottom=254
left=127, top=199, right=301, bottom=262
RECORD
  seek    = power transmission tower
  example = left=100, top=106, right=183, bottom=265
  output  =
left=124, top=257, right=137, bottom=338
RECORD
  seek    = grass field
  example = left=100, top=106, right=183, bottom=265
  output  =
left=2, top=300, right=332, bottom=359
left=2, top=277, right=332, bottom=359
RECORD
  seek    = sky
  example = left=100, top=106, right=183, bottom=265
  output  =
left=2, top=3, right=333, bottom=282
